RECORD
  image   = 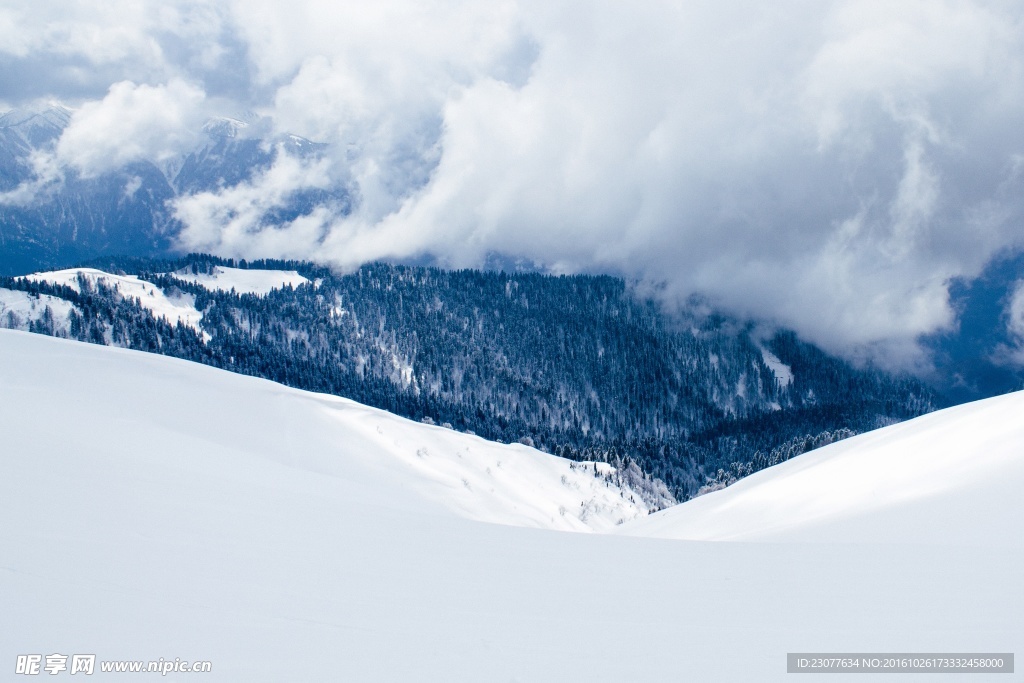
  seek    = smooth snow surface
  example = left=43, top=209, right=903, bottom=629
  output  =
left=2, top=330, right=1020, bottom=681
left=170, top=265, right=309, bottom=295
left=622, top=392, right=1024, bottom=545
left=0, top=329, right=645, bottom=533
left=23, top=268, right=204, bottom=331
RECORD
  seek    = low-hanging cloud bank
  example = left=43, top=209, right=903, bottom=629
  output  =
left=5, top=0, right=1024, bottom=368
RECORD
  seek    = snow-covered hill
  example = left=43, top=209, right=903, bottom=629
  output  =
left=1, top=330, right=1019, bottom=681
left=24, top=268, right=204, bottom=332
left=17, top=266, right=314, bottom=337
left=619, top=391, right=1024, bottom=545
left=0, top=329, right=649, bottom=532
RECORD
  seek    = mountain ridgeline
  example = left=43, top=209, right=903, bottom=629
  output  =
left=0, top=107, right=346, bottom=276
left=1, top=254, right=942, bottom=500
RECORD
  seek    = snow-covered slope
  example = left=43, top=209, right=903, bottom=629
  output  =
left=1, top=330, right=1019, bottom=681
left=620, top=392, right=1024, bottom=545
left=24, top=268, right=203, bottom=332
left=21, top=266, right=311, bottom=336
left=169, top=265, right=310, bottom=295
left=0, top=329, right=646, bottom=532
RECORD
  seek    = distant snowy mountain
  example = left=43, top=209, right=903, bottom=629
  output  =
left=0, top=105, right=347, bottom=276
left=0, top=105, right=71, bottom=150
left=1, top=329, right=1018, bottom=681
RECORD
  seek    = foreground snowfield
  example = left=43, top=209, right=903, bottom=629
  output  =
left=1, top=330, right=1020, bottom=681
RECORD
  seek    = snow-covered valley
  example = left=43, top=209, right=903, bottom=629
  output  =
left=1, top=329, right=1020, bottom=681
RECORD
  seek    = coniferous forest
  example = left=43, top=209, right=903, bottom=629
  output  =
left=1, top=253, right=943, bottom=501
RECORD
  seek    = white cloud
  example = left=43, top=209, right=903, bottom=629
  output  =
left=172, top=149, right=335, bottom=259
left=266, top=0, right=1023, bottom=367
left=0, top=1, right=167, bottom=81
left=56, top=79, right=207, bottom=176
left=0, top=7, right=33, bottom=59
left=1008, top=281, right=1024, bottom=337
left=0, top=149, right=64, bottom=206
left=5, top=0, right=1024, bottom=367
left=992, top=279, right=1024, bottom=367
